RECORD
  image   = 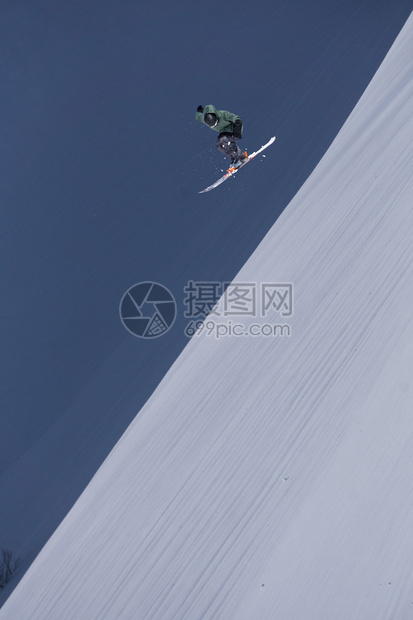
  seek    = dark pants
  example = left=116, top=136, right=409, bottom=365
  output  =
left=216, top=133, right=244, bottom=163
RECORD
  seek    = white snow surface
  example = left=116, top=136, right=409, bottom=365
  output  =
left=2, top=14, right=413, bottom=620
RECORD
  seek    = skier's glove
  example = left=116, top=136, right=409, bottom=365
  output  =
left=197, top=105, right=204, bottom=113
left=233, top=119, right=242, bottom=139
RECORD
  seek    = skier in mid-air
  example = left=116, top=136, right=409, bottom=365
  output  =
left=196, top=104, right=247, bottom=167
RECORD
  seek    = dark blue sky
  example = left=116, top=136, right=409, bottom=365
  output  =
left=0, top=0, right=411, bottom=599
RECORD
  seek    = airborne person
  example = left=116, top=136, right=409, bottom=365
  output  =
left=196, top=104, right=247, bottom=167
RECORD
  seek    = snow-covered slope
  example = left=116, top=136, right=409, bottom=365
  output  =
left=2, top=13, right=413, bottom=620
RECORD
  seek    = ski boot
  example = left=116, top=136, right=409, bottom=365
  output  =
left=228, top=151, right=248, bottom=172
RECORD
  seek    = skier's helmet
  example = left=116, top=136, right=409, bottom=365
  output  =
left=204, top=112, right=218, bottom=128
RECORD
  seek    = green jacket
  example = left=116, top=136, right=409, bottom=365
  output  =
left=196, top=104, right=243, bottom=136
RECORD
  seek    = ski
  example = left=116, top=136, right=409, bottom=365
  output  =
left=199, top=136, right=276, bottom=194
